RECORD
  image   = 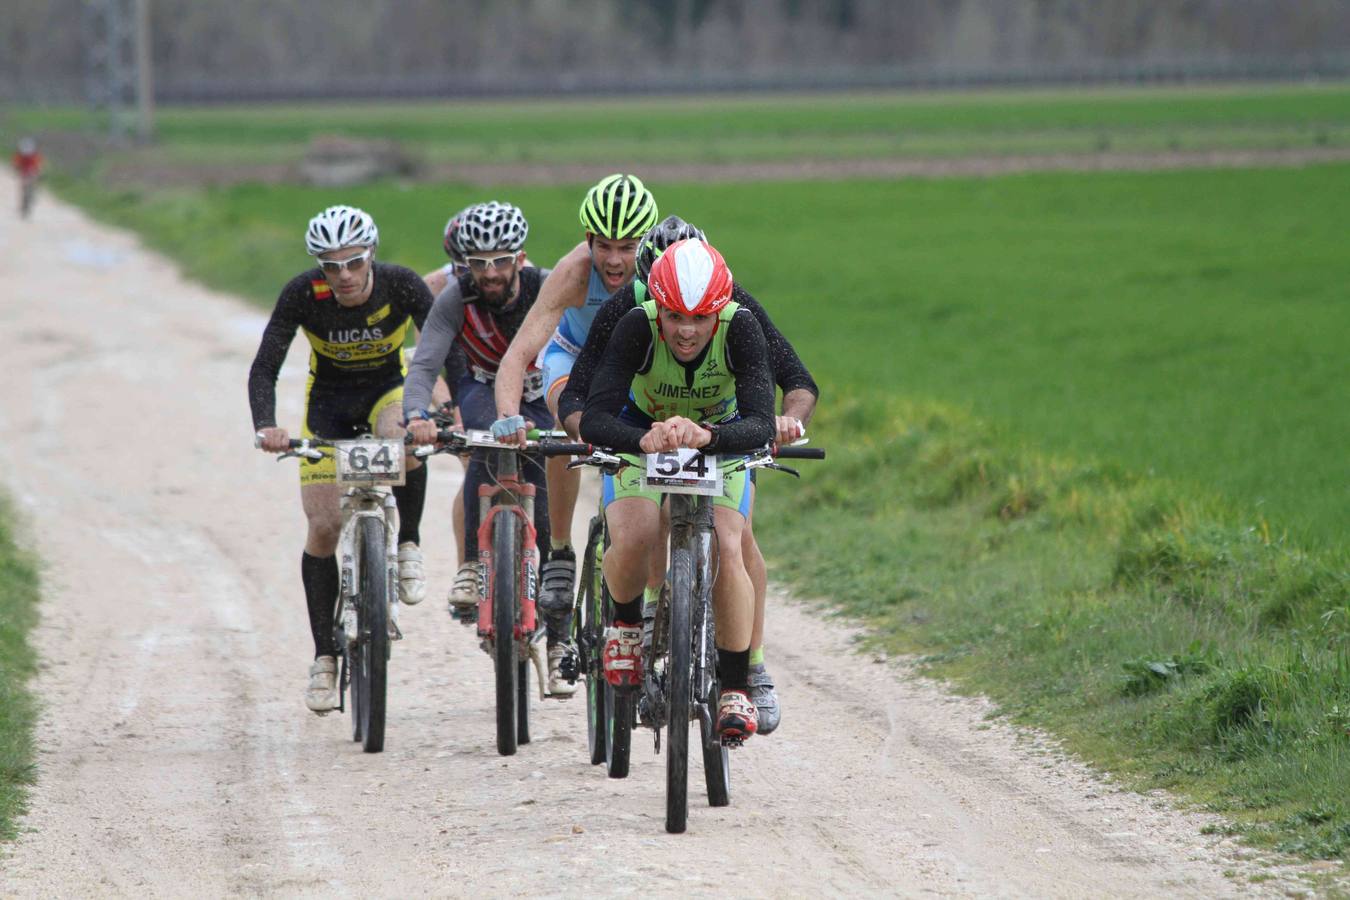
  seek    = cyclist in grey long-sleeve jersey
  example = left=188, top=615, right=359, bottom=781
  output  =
left=404, top=202, right=576, bottom=697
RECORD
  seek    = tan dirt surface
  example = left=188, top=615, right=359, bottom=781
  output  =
left=0, top=180, right=1335, bottom=897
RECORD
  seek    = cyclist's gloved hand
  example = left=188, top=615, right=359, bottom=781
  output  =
left=491, top=414, right=527, bottom=445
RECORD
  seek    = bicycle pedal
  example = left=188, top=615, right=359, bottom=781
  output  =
left=720, top=735, right=747, bottom=749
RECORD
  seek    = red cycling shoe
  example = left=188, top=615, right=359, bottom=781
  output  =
left=717, top=689, right=758, bottom=743
left=602, top=625, right=642, bottom=688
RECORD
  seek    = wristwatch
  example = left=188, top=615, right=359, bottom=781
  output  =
left=703, top=422, right=721, bottom=451
left=405, top=409, right=429, bottom=425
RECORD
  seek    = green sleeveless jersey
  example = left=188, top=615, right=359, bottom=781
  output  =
left=630, top=299, right=741, bottom=424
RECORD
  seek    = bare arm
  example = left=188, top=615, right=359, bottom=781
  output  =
left=422, top=267, right=450, bottom=297
left=493, top=240, right=591, bottom=427
left=777, top=387, right=819, bottom=444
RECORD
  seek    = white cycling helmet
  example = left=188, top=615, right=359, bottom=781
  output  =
left=458, top=201, right=529, bottom=253
left=305, top=205, right=379, bottom=256
left=18, top=137, right=36, bottom=155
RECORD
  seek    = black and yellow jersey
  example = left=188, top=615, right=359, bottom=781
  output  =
left=249, top=262, right=433, bottom=430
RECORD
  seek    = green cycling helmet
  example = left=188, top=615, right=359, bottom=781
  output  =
left=579, top=174, right=658, bottom=240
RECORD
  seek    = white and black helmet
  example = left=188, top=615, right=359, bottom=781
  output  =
left=459, top=201, right=529, bottom=253
left=305, top=205, right=379, bottom=256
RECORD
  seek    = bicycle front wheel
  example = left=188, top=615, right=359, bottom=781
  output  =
left=579, top=518, right=609, bottom=766
left=357, top=515, right=388, bottom=753
left=665, top=547, right=693, bottom=834
left=493, top=513, right=520, bottom=756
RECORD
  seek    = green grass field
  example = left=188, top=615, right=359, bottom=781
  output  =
left=56, top=164, right=1350, bottom=545
left=0, top=500, right=40, bottom=841
left=12, top=83, right=1350, bottom=863
left=9, top=82, right=1350, bottom=169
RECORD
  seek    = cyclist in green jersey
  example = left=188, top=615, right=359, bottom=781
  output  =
left=580, top=239, right=775, bottom=741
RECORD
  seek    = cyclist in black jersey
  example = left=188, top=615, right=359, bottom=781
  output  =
left=581, top=238, right=775, bottom=741
left=404, top=202, right=579, bottom=697
left=250, top=205, right=435, bottom=714
left=560, top=216, right=819, bottom=736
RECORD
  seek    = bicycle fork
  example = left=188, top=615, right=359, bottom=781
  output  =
left=474, top=482, right=540, bottom=646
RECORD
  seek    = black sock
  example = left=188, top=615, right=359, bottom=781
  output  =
left=613, top=595, right=642, bottom=627
left=718, top=648, right=751, bottom=691
left=302, top=552, right=340, bottom=658
left=394, top=463, right=427, bottom=545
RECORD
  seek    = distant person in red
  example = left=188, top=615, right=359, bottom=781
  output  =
left=14, top=137, right=43, bottom=219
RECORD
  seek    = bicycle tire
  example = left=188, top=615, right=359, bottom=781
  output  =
left=696, top=593, right=730, bottom=806
left=603, top=526, right=633, bottom=779
left=580, top=518, right=608, bottom=766
left=605, top=682, right=633, bottom=779
left=517, top=658, right=531, bottom=745
left=493, top=513, right=520, bottom=757
left=665, top=547, right=693, bottom=833
left=357, top=516, right=388, bottom=753
left=348, top=650, right=362, bottom=743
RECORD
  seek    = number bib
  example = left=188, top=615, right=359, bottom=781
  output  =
left=471, top=364, right=545, bottom=402
left=335, top=438, right=405, bottom=486
left=641, top=449, right=721, bottom=495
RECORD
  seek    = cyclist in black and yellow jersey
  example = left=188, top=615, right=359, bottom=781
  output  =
left=560, top=216, right=818, bottom=736
left=250, top=205, right=435, bottom=713
left=581, top=238, right=775, bottom=742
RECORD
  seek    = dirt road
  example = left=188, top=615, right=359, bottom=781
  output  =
left=0, top=182, right=1315, bottom=897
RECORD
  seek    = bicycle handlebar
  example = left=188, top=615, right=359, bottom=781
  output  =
left=773, top=446, right=825, bottom=460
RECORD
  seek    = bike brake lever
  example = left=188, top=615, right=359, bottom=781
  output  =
left=764, top=462, right=800, bottom=478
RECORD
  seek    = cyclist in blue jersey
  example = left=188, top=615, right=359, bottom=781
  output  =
left=492, top=174, right=659, bottom=632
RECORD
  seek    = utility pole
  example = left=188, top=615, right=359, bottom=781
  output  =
left=85, top=0, right=154, bottom=144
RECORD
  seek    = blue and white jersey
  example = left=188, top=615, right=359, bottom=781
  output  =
left=553, top=266, right=616, bottom=354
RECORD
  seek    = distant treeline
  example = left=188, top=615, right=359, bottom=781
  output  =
left=5, top=0, right=1350, bottom=101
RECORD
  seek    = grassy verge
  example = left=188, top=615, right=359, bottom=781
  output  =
left=0, top=501, right=40, bottom=842
left=7, top=82, right=1350, bottom=169
left=756, top=397, right=1349, bottom=860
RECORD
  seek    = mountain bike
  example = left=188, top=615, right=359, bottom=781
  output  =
left=567, top=442, right=824, bottom=833
left=419, top=427, right=582, bottom=756
left=259, top=433, right=405, bottom=753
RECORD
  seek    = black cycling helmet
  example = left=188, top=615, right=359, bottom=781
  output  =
left=635, top=215, right=707, bottom=286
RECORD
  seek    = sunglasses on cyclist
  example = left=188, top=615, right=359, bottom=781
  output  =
left=316, top=248, right=372, bottom=275
left=465, top=253, right=518, bottom=273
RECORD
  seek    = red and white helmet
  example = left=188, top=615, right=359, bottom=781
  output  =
left=647, top=239, right=733, bottom=317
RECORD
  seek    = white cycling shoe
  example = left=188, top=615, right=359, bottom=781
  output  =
left=446, top=561, right=480, bottom=622
left=547, top=643, right=578, bottom=698
left=397, top=542, right=426, bottom=606
left=305, top=655, right=338, bottom=714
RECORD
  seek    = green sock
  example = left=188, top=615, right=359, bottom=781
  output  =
left=749, top=647, right=765, bottom=667
left=551, top=539, right=571, bottom=553
left=643, top=585, right=661, bottom=606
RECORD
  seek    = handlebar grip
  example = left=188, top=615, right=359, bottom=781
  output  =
left=540, top=442, right=592, bottom=457
left=774, top=446, right=825, bottom=460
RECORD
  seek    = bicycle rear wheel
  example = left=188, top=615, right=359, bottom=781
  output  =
left=357, top=516, right=388, bottom=753
left=517, top=657, right=531, bottom=745
left=493, top=513, right=520, bottom=756
left=665, top=547, right=693, bottom=833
